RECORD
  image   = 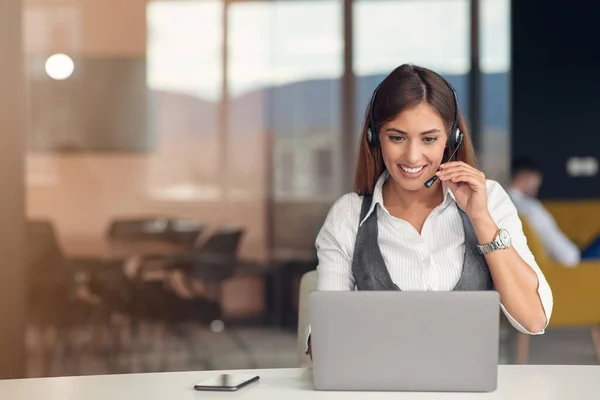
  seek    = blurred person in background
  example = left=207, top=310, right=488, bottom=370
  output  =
left=508, top=156, right=599, bottom=266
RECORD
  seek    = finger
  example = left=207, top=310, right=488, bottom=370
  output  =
left=439, top=160, right=481, bottom=170
left=441, top=173, right=486, bottom=190
left=439, top=164, right=484, bottom=179
left=439, top=161, right=469, bottom=169
left=437, top=170, right=484, bottom=184
left=437, top=169, right=483, bottom=182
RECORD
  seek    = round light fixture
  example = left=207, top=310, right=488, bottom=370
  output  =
left=45, top=53, right=75, bottom=80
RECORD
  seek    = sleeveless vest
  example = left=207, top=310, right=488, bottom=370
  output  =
left=351, top=195, right=494, bottom=291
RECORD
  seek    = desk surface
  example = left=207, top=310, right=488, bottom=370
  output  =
left=2, top=366, right=600, bottom=400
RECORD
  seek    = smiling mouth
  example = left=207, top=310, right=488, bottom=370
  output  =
left=399, top=165, right=425, bottom=174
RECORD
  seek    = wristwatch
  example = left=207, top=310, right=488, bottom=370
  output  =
left=477, top=228, right=512, bottom=254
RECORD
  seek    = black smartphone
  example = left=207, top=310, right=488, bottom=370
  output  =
left=193, top=374, right=260, bottom=392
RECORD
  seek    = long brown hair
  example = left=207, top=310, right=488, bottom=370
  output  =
left=354, top=64, right=477, bottom=195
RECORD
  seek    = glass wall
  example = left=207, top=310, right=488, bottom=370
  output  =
left=146, top=0, right=222, bottom=200
left=479, top=0, right=510, bottom=183
left=20, top=0, right=340, bottom=377
left=354, top=0, right=470, bottom=137
left=8, top=0, right=592, bottom=380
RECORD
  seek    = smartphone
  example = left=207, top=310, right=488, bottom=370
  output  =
left=193, top=374, right=260, bottom=392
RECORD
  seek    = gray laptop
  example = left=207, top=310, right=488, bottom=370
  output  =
left=309, top=291, right=500, bottom=392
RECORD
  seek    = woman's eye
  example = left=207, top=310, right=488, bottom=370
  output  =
left=423, top=137, right=438, bottom=144
left=389, top=136, right=405, bottom=142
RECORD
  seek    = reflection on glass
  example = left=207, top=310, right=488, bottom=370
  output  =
left=147, top=1, right=222, bottom=102
left=353, top=0, right=469, bottom=136
left=480, top=0, right=510, bottom=74
left=146, top=1, right=222, bottom=200
left=480, top=0, right=510, bottom=183
left=228, top=0, right=343, bottom=200
left=354, top=0, right=469, bottom=77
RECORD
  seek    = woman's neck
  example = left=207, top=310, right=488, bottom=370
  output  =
left=382, top=178, right=444, bottom=212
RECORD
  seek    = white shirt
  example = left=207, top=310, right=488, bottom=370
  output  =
left=508, top=188, right=581, bottom=267
left=313, top=171, right=553, bottom=336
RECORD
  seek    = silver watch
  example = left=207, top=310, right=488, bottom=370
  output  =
left=477, top=228, right=511, bottom=254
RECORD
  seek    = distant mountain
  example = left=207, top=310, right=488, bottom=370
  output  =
left=150, top=89, right=218, bottom=137
left=152, top=72, right=509, bottom=138
left=233, top=72, right=509, bottom=135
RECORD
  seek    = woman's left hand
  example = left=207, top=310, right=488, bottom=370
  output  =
left=437, top=161, right=489, bottom=221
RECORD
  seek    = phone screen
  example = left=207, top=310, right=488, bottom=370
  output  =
left=194, top=374, right=259, bottom=391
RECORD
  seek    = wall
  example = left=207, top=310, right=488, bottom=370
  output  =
left=24, top=0, right=150, bottom=151
left=26, top=137, right=270, bottom=263
left=23, top=0, right=270, bottom=317
left=0, top=0, right=27, bottom=379
left=511, top=0, right=600, bottom=199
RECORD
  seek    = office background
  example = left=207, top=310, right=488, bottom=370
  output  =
left=0, top=0, right=599, bottom=379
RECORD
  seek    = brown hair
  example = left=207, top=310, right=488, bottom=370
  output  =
left=354, top=64, right=477, bottom=195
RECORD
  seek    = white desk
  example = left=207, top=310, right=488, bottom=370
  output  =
left=2, top=366, right=600, bottom=400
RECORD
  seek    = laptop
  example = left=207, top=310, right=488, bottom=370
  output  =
left=309, top=290, right=500, bottom=392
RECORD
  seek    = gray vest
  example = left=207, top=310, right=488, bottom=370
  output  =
left=351, top=195, right=494, bottom=291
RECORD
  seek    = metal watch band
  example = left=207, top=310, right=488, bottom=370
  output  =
left=477, top=242, right=497, bottom=254
left=477, top=228, right=510, bottom=255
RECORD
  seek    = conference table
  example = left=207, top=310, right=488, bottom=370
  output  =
left=2, top=366, right=600, bottom=399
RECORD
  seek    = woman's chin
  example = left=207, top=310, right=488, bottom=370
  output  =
left=389, top=166, right=434, bottom=191
left=389, top=173, right=428, bottom=191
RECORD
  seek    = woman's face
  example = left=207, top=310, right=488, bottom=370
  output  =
left=378, top=102, right=448, bottom=192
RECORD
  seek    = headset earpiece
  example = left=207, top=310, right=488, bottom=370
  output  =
left=455, top=130, right=464, bottom=148
left=446, top=127, right=460, bottom=149
left=367, top=126, right=376, bottom=147
left=367, top=81, right=384, bottom=148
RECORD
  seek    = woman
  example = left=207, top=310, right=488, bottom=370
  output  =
left=307, top=64, right=552, bottom=358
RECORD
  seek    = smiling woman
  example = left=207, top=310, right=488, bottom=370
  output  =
left=356, top=65, right=476, bottom=196
left=308, top=64, right=553, bottom=360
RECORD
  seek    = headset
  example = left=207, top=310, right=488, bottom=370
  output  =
left=365, top=69, right=464, bottom=188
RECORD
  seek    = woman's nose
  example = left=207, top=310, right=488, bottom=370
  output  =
left=405, top=141, right=422, bottom=164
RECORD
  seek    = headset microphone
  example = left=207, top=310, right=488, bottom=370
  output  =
left=423, top=132, right=463, bottom=188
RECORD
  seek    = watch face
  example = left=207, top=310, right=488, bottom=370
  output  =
left=498, top=229, right=511, bottom=246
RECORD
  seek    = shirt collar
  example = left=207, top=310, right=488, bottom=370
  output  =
left=440, top=181, right=457, bottom=210
left=358, top=170, right=457, bottom=227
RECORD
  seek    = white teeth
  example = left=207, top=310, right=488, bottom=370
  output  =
left=401, top=166, right=424, bottom=173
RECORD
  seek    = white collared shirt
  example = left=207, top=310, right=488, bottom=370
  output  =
left=508, top=188, right=580, bottom=267
left=314, top=171, right=553, bottom=335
